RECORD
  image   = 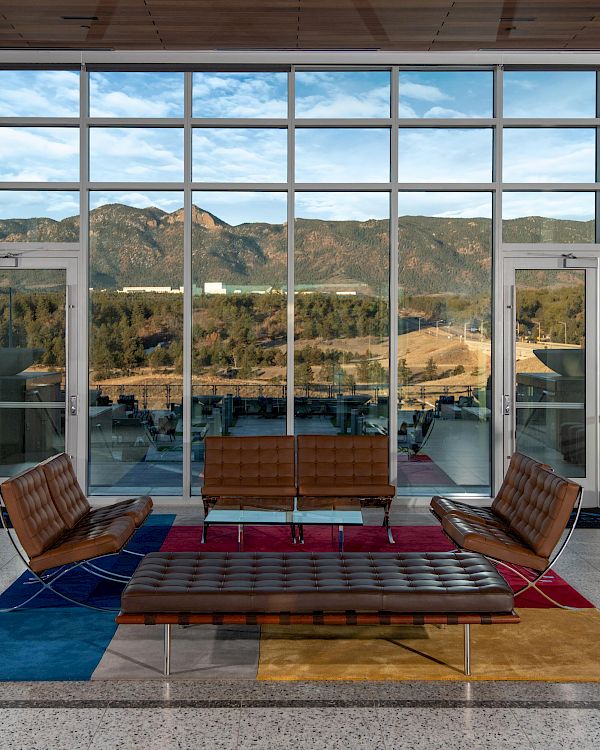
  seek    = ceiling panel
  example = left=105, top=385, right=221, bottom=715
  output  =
left=1, top=0, right=600, bottom=50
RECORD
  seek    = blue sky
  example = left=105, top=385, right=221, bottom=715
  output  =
left=0, top=69, right=598, bottom=223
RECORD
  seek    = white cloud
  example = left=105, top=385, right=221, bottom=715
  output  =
left=192, top=73, right=287, bottom=118
left=0, top=191, right=79, bottom=220
left=399, top=81, right=450, bottom=103
left=296, top=129, right=390, bottom=183
left=0, top=71, right=79, bottom=116
left=399, top=192, right=492, bottom=219
left=90, top=72, right=184, bottom=118
left=192, top=129, right=287, bottom=182
left=502, top=192, right=594, bottom=221
left=503, top=129, right=595, bottom=183
left=89, top=128, right=184, bottom=181
left=295, top=192, right=389, bottom=222
left=399, top=129, right=492, bottom=183
left=0, top=128, right=79, bottom=181
left=422, top=106, right=469, bottom=119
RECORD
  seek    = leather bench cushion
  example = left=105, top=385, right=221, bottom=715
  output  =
left=430, top=496, right=503, bottom=526
left=209, top=498, right=294, bottom=512
left=0, top=465, right=68, bottom=558
left=442, top=514, right=548, bottom=571
left=121, top=551, right=514, bottom=614
left=204, top=436, right=295, bottom=490
left=298, top=483, right=395, bottom=498
left=202, top=485, right=297, bottom=498
left=41, top=453, right=91, bottom=529
left=29, top=515, right=136, bottom=573
left=87, top=496, right=153, bottom=527
left=296, top=498, right=360, bottom=511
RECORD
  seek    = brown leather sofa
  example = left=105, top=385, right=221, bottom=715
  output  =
left=296, top=435, right=396, bottom=542
left=430, top=453, right=582, bottom=602
left=0, top=454, right=152, bottom=609
left=117, top=550, right=519, bottom=676
left=202, top=435, right=296, bottom=514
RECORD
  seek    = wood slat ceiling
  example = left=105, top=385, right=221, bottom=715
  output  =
left=1, top=0, right=600, bottom=51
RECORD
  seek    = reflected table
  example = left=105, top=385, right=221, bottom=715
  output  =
left=201, top=507, right=363, bottom=552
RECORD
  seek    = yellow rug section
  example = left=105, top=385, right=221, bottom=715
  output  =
left=257, top=608, right=600, bottom=681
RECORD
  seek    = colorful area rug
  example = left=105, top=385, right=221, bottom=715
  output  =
left=0, top=515, right=598, bottom=681
left=569, top=508, right=600, bottom=529
left=397, top=454, right=457, bottom=487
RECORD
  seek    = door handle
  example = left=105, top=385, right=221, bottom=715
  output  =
left=503, top=395, right=511, bottom=416
left=70, top=395, right=78, bottom=416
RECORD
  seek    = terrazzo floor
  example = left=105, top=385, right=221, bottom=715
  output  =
left=1, top=506, right=599, bottom=748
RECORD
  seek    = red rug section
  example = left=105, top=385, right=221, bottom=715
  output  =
left=160, top=524, right=593, bottom=609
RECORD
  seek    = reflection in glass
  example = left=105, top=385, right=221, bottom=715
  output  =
left=296, top=71, right=390, bottom=118
left=504, top=71, right=596, bottom=118
left=296, top=129, right=390, bottom=182
left=503, top=193, right=595, bottom=243
left=503, top=129, right=596, bottom=183
left=0, top=192, right=79, bottom=242
left=88, top=193, right=183, bottom=495
left=89, top=128, right=184, bottom=182
left=0, top=271, right=66, bottom=474
left=0, top=70, right=80, bottom=117
left=398, top=193, right=492, bottom=494
left=90, top=72, right=184, bottom=118
left=192, top=129, right=287, bottom=182
left=399, top=71, right=493, bottom=118
left=295, top=193, right=389, bottom=438
left=515, top=269, right=585, bottom=477
left=399, top=128, right=492, bottom=182
left=191, top=193, right=287, bottom=494
left=0, top=128, right=79, bottom=182
left=192, top=72, right=287, bottom=118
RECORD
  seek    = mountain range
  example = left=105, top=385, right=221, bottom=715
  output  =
left=0, top=204, right=592, bottom=295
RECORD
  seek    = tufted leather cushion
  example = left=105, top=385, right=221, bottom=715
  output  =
left=442, top=514, right=548, bottom=570
left=41, top=453, right=90, bottom=528
left=121, top=551, right=514, bottom=614
left=431, top=453, right=552, bottom=527
left=0, top=466, right=68, bottom=558
left=491, top=453, right=553, bottom=524
left=42, top=453, right=153, bottom=528
left=29, top=514, right=136, bottom=573
left=297, top=435, right=395, bottom=497
left=507, top=467, right=580, bottom=558
left=203, top=436, right=296, bottom=497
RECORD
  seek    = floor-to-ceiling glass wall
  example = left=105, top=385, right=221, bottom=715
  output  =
left=2, top=57, right=600, bottom=503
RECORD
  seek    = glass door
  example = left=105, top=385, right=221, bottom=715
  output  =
left=0, top=257, right=77, bottom=478
left=503, top=256, right=598, bottom=506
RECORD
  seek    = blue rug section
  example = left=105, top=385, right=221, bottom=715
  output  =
left=568, top=509, right=600, bottom=529
left=0, top=514, right=175, bottom=611
left=0, top=608, right=118, bottom=681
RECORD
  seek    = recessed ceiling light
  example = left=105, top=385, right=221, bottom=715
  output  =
left=61, top=16, right=99, bottom=21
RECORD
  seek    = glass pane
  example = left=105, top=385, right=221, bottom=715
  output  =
left=192, top=72, right=287, bottom=118
left=0, top=270, right=66, bottom=474
left=399, top=71, right=493, bottom=118
left=192, top=129, right=287, bottom=182
left=398, top=193, right=492, bottom=495
left=191, top=192, right=287, bottom=495
left=296, top=129, right=390, bottom=182
left=0, top=70, right=79, bottom=117
left=89, top=128, right=184, bottom=182
left=503, top=129, right=596, bottom=183
left=0, top=128, right=79, bottom=182
left=503, top=193, right=595, bottom=243
left=515, top=269, right=585, bottom=477
left=296, top=71, right=390, bottom=118
left=90, top=72, right=184, bottom=117
left=0, top=192, right=79, bottom=242
left=504, top=71, right=596, bottom=118
left=295, top=193, right=389, bottom=437
left=88, top=192, right=183, bottom=496
left=399, top=129, right=492, bottom=182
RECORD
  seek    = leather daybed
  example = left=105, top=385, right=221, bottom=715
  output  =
left=116, top=550, right=519, bottom=676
